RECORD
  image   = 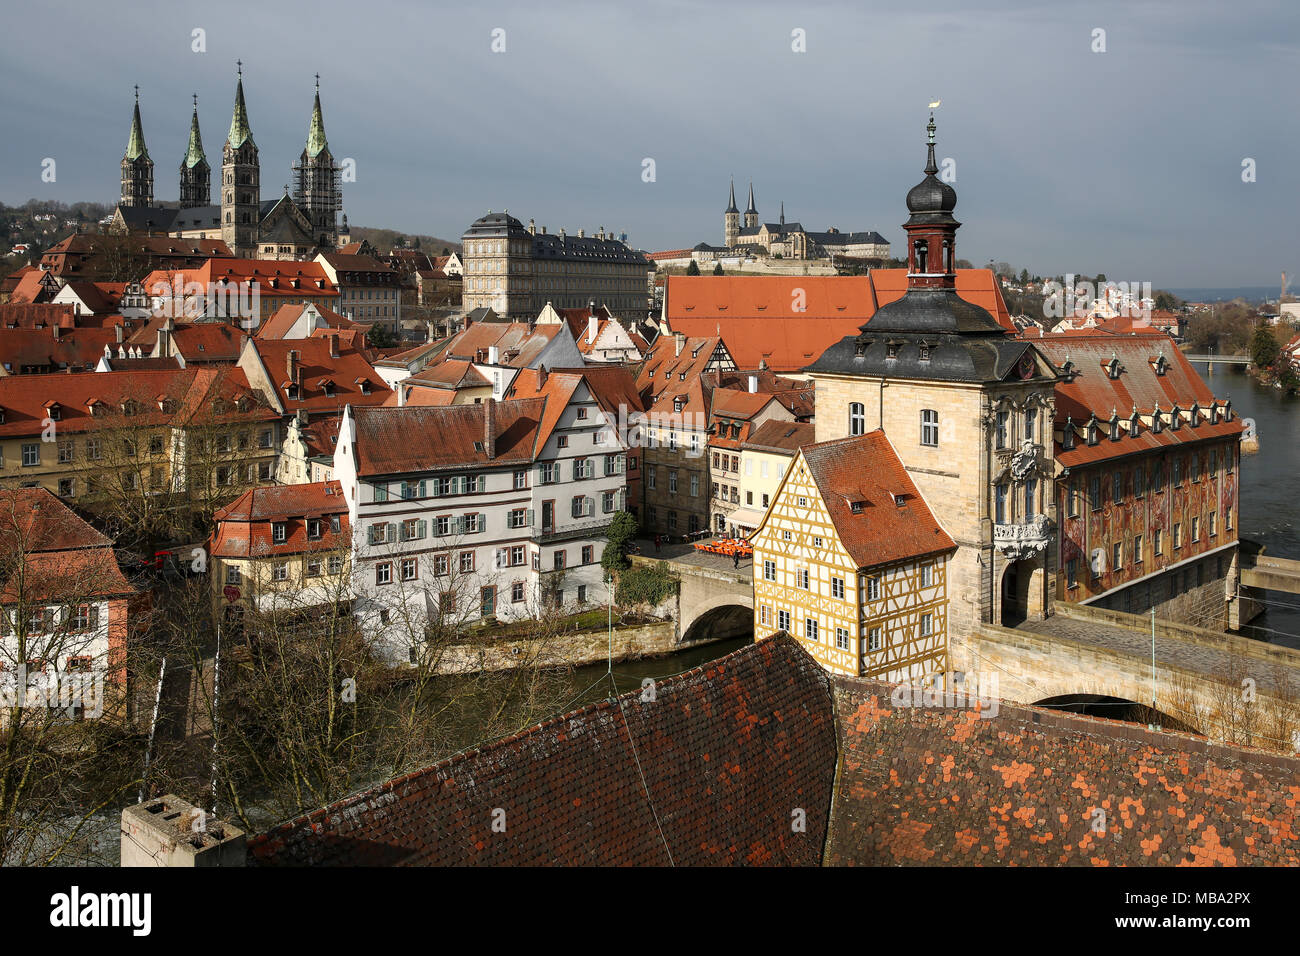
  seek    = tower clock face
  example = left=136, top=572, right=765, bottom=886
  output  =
left=1017, top=353, right=1035, bottom=380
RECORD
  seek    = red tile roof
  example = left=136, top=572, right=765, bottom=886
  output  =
left=349, top=399, right=544, bottom=477
left=0, top=325, right=118, bottom=372
left=142, top=259, right=339, bottom=300
left=211, top=481, right=350, bottom=558
left=0, top=488, right=132, bottom=602
left=247, top=635, right=838, bottom=866
left=0, top=367, right=274, bottom=438
left=439, top=321, right=562, bottom=368
left=793, top=431, right=956, bottom=568
left=256, top=302, right=365, bottom=340
left=248, top=338, right=391, bottom=415
left=0, top=303, right=77, bottom=329
left=635, top=334, right=728, bottom=423
left=742, top=419, right=815, bottom=454
left=1029, top=332, right=1243, bottom=467
left=663, top=271, right=1015, bottom=370
left=826, top=677, right=1300, bottom=865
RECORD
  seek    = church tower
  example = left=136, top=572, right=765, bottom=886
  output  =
left=724, top=179, right=739, bottom=247
left=292, top=75, right=341, bottom=250
left=744, top=181, right=758, bottom=230
left=120, top=87, right=154, bottom=208
left=222, top=62, right=260, bottom=258
left=805, top=112, right=1058, bottom=635
left=179, top=94, right=211, bottom=209
left=902, top=111, right=959, bottom=289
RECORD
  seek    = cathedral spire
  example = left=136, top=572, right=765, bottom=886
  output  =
left=746, top=181, right=757, bottom=215
left=125, top=86, right=148, bottom=161
left=184, top=94, right=206, bottom=169
left=227, top=61, right=254, bottom=149
left=726, top=178, right=738, bottom=214
left=306, top=73, right=329, bottom=157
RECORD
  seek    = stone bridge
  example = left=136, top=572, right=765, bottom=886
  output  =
left=630, top=548, right=753, bottom=643
left=953, top=602, right=1300, bottom=746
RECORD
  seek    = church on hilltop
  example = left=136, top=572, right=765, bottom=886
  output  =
left=721, top=180, right=890, bottom=261
left=113, top=64, right=344, bottom=261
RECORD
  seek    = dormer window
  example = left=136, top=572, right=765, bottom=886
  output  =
left=1109, top=415, right=1120, bottom=441
left=1224, top=401, right=1233, bottom=421
left=1129, top=412, right=1140, bottom=438
left=673, top=397, right=683, bottom=413
left=271, top=522, right=287, bottom=544
left=1152, top=409, right=1163, bottom=434
left=1171, top=406, right=1182, bottom=431
left=850, top=500, right=865, bottom=514
left=1152, top=354, right=1168, bottom=376
left=1087, top=420, right=1099, bottom=445
left=358, top=380, right=372, bottom=395
left=1105, top=356, right=1122, bottom=379
left=286, top=384, right=301, bottom=401
left=1062, top=418, right=1075, bottom=450
left=886, top=343, right=900, bottom=360
left=918, top=344, right=931, bottom=362
left=1210, top=403, right=1219, bottom=424
left=47, top=404, right=61, bottom=422
left=1190, top=403, right=1201, bottom=427
left=0, top=408, right=6, bottom=424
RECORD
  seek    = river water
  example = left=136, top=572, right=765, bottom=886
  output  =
left=1193, top=361, right=1300, bottom=647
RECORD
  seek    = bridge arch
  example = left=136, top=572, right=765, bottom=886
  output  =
left=681, top=595, right=753, bottom=643
left=1031, top=694, right=1201, bottom=735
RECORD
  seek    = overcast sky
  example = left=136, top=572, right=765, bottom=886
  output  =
left=1, top=0, right=1294, bottom=288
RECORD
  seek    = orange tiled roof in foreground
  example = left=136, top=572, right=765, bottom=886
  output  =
left=662, top=270, right=1013, bottom=371
left=0, top=488, right=132, bottom=602
left=247, top=635, right=838, bottom=865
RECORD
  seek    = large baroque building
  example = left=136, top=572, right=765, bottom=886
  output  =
left=722, top=179, right=889, bottom=260
left=113, top=67, right=343, bottom=260
left=461, top=213, right=651, bottom=320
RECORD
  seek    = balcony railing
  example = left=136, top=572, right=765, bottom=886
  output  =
left=532, top=515, right=614, bottom=544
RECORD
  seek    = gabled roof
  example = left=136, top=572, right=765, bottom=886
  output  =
left=635, top=335, right=728, bottom=421
left=439, top=321, right=561, bottom=368
left=0, top=488, right=132, bottom=602
left=248, top=338, right=390, bottom=414
left=742, top=419, right=815, bottom=455
left=1029, top=331, right=1243, bottom=467
left=256, top=302, right=363, bottom=340
left=0, top=367, right=274, bottom=437
left=404, top=359, right=490, bottom=390
left=211, top=481, right=350, bottom=559
left=350, top=400, right=544, bottom=477
left=794, top=431, right=956, bottom=569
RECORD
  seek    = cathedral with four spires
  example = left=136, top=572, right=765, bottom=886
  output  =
left=112, top=64, right=345, bottom=261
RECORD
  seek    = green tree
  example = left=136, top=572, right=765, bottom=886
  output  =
left=1019, top=268, right=1030, bottom=284
left=712, top=262, right=723, bottom=276
left=1251, top=324, right=1280, bottom=369
left=601, top=511, right=638, bottom=574
left=686, top=260, right=701, bottom=276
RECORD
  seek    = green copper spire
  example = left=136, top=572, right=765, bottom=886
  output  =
left=227, top=61, right=254, bottom=149
left=306, top=74, right=328, bottom=157
left=184, top=94, right=206, bottom=169
left=125, top=86, right=149, bottom=161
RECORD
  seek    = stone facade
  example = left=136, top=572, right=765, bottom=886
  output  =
left=812, top=373, right=1057, bottom=635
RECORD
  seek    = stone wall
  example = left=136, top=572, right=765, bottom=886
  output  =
left=825, top=675, right=1300, bottom=865
left=433, top=620, right=678, bottom=675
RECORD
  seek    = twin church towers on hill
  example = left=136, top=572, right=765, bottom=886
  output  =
left=116, top=64, right=343, bottom=260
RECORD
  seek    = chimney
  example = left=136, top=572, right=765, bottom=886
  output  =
left=541, top=225, right=547, bottom=234
left=484, top=397, right=496, bottom=460
left=748, top=373, right=757, bottom=393
left=288, top=349, right=301, bottom=385
left=528, top=218, right=536, bottom=235
left=52, top=324, right=60, bottom=341
left=578, top=228, right=585, bottom=238
left=537, top=364, right=547, bottom=389
left=674, top=331, right=685, bottom=356
left=487, top=345, right=499, bottom=365
left=327, top=332, right=339, bottom=358
left=121, top=795, right=245, bottom=868
left=156, top=327, right=171, bottom=357
left=587, top=301, right=598, bottom=344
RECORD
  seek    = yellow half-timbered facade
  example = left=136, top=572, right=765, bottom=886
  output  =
left=751, top=431, right=956, bottom=679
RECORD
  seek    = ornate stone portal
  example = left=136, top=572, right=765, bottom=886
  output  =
left=994, top=514, right=1053, bottom=560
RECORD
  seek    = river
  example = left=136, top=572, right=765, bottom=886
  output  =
left=1193, top=361, right=1300, bottom=647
